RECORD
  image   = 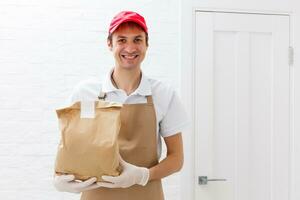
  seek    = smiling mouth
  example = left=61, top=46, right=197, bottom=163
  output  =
left=121, top=55, right=139, bottom=60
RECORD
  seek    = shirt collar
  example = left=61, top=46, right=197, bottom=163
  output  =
left=102, top=68, right=152, bottom=96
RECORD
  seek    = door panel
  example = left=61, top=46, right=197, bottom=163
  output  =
left=194, top=12, right=290, bottom=200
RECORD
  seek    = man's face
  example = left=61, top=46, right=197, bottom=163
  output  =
left=107, top=24, right=148, bottom=70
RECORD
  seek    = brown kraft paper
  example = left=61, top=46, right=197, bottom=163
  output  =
left=54, top=100, right=123, bottom=181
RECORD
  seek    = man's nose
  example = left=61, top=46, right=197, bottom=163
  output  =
left=124, top=42, right=137, bottom=53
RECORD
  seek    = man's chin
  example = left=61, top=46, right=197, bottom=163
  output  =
left=118, top=64, right=140, bottom=70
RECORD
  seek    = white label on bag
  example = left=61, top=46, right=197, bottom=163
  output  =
left=80, top=101, right=95, bottom=118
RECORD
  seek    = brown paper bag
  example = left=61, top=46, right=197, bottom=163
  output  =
left=54, top=100, right=123, bottom=181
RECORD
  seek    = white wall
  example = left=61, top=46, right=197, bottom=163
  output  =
left=180, top=0, right=300, bottom=200
left=0, top=0, right=182, bottom=199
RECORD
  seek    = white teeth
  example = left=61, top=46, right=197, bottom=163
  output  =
left=122, top=55, right=138, bottom=59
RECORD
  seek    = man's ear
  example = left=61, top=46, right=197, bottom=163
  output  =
left=107, top=39, right=113, bottom=51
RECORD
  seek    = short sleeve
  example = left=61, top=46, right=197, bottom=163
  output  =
left=159, top=91, right=190, bottom=137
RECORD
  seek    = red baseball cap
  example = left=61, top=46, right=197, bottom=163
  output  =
left=108, top=11, right=148, bottom=34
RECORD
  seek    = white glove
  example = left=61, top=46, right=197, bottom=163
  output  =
left=53, top=174, right=101, bottom=193
left=97, top=156, right=150, bottom=188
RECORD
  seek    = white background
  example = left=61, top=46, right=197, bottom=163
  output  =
left=0, top=0, right=182, bottom=199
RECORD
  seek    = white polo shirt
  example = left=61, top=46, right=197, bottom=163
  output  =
left=67, top=69, right=189, bottom=158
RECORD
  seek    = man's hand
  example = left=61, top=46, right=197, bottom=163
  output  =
left=97, top=156, right=149, bottom=188
left=53, top=174, right=101, bottom=193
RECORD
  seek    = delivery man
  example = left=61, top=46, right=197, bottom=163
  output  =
left=53, top=11, right=189, bottom=200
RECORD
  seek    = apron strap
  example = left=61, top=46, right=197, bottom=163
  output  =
left=98, top=92, right=106, bottom=100
left=146, top=96, right=153, bottom=104
left=97, top=83, right=106, bottom=100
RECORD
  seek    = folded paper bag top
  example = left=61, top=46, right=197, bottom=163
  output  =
left=54, top=100, right=123, bottom=181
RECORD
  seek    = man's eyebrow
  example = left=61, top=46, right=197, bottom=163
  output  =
left=117, top=35, right=127, bottom=39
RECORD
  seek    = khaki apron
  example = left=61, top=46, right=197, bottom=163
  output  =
left=80, top=93, right=164, bottom=200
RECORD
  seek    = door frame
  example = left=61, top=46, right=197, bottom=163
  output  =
left=179, top=8, right=294, bottom=200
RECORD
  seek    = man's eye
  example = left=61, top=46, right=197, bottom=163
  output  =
left=134, top=38, right=142, bottom=42
left=118, top=39, right=126, bottom=43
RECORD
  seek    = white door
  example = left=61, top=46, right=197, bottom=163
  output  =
left=194, top=11, right=290, bottom=200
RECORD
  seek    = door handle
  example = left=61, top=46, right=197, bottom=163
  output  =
left=198, top=176, right=227, bottom=185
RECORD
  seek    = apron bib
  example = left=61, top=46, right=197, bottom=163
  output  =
left=80, top=93, right=164, bottom=200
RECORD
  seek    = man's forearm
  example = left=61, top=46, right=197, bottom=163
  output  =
left=148, top=153, right=183, bottom=181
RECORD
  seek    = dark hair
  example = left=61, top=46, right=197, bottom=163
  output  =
left=107, top=21, right=149, bottom=46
